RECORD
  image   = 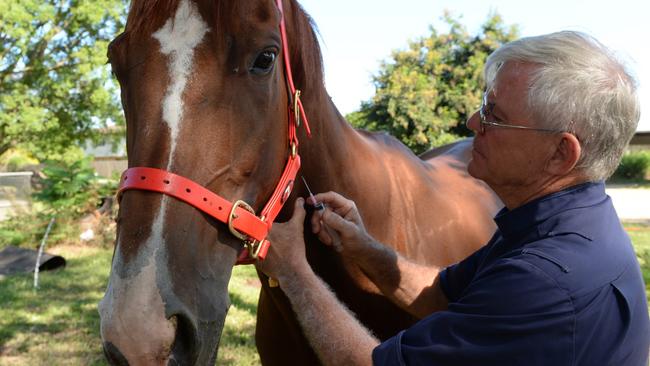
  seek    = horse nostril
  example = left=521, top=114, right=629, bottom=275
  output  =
left=103, top=341, right=130, bottom=366
left=169, top=313, right=198, bottom=365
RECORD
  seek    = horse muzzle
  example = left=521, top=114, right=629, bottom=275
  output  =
left=100, top=306, right=200, bottom=366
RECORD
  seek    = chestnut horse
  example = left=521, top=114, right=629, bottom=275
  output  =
left=98, top=0, right=501, bottom=364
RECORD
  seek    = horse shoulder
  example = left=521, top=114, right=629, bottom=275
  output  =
left=351, top=133, right=500, bottom=266
left=415, top=138, right=501, bottom=263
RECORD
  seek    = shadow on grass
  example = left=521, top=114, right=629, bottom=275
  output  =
left=229, top=292, right=258, bottom=316
left=0, top=247, right=111, bottom=365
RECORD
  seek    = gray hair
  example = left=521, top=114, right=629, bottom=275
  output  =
left=484, top=30, right=640, bottom=181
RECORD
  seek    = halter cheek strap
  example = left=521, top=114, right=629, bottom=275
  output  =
left=117, top=0, right=310, bottom=265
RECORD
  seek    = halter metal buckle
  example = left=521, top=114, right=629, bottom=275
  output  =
left=228, top=200, right=255, bottom=241
left=246, top=239, right=264, bottom=259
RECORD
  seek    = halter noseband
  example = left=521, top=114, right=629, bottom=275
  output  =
left=117, top=0, right=311, bottom=265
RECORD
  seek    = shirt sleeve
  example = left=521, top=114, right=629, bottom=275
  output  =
left=373, top=258, right=575, bottom=366
left=439, top=234, right=497, bottom=302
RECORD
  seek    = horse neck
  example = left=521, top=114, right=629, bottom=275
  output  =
left=297, top=85, right=502, bottom=265
left=299, top=92, right=407, bottom=200
left=298, top=91, right=438, bottom=260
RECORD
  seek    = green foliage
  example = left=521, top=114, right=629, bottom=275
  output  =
left=0, top=158, right=118, bottom=249
left=625, top=224, right=650, bottom=309
left=0, top=0, right=127, bottom=161
left=613, top=151, right=650, bottom=181
left=349, top=12, right=519, bottom=154
left=0, top=208, right=47, bottom=248
left=0, top=201, right=115, bottom=251
left=0, top=148, right=39, bottom=171
left=35, top=158, right=96, bottom=216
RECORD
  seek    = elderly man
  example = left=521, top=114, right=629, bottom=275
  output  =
left=257, top=31, right=650, bottom=366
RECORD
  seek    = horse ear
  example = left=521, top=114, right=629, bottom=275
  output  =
left=107, top=33, right=130, bottom=81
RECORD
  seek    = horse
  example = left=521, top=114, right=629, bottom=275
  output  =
left=98, top=0, right=501, bottom=365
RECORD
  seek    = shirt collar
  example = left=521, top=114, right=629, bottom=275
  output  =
left=494, top=181, right=607, bottom=244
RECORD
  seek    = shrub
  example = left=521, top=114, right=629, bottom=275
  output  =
left=34, top=158, right=117, bottom=216
left=0, top=158, right=119, bottom=249
left=612, top=151, right=650, bottom=181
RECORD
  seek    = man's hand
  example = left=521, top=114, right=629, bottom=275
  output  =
left=256, top=198, right=310, bottom=284
left=310, top=191, right=374, bottom=258
left=311, top=191, right=448, bottom=317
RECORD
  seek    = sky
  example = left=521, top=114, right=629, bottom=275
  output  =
left=299, top=0, right=650, bottom=132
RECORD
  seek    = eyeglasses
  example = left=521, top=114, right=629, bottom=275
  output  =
left=476, top=93, right=563, bottom=134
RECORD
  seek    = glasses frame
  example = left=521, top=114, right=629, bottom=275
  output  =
left=478, top=93, right=563, bottom=134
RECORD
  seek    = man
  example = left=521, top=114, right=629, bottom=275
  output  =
left=257, top=31, right=650, bottom=365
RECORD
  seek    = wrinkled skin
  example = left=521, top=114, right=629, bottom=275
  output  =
left=98, top=0, right=501, bottom=365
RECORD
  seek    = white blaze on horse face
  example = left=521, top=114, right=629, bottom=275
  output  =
left=152, top=0, right=209, bottom=167
left=99, top=4, right=210, bottom=359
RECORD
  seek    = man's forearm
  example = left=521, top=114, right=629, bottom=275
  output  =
left=278, top=267, right=379, bottom=366
left=353, top=238, right=448, bottom=318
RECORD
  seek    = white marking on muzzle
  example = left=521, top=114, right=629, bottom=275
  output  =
left=153, top=0, right=209, bottom=167
left=99, top=212, right=175, bottom=363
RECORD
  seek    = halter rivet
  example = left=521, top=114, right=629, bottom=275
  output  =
left=281, top=180, right=294, bottom=203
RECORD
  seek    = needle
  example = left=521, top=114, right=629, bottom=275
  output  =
left=300, top=176, right=342, bottom=251
left=301, top=176, right=325, bottom=210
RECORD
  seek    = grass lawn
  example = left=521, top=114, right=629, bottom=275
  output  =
left=625, top=223, right=650, bottom=308
left=0, top=245, right=109, bottom=366
left=1, top=225, right=649, bottom=365
left=0, top=245, right=261, bottom=366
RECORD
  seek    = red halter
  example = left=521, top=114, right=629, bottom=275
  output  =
left=118, top=0, right=311, bottom=265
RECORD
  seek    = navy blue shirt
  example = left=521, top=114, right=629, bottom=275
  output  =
left=373, top=182, right=649, bottom=365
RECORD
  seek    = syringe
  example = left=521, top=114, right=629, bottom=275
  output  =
left=301, top=176, right=342, bottom=250
left=301, top=176, right=325, bottom=211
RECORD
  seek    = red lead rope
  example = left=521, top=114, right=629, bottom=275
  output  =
left=118, top=0, right=310, bottom=265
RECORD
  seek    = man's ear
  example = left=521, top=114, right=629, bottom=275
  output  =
left=547, top=132, right=582, bottom=175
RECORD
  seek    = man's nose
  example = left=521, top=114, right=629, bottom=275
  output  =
left=466, top=110, right=481, bottom=133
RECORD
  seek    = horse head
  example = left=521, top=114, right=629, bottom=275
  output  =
left=98, top=0, right=320, bottom=364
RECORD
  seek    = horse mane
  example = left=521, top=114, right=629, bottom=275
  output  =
left=284, top=1, right=325, bottom=96
left=125, top=0, right=182, bottom=34
left=124, top=0, right=324, bottom=94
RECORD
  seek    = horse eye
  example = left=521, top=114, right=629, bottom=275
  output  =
left=251, top=50, right=277, bottom=75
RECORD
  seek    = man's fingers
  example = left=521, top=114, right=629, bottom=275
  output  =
left=313, top=192, right=353, bottom=211
left=311, top=217, right=320, bottom=234
left=322, top=208, right=354, bottom=234
left=316, top=223, right=333, bottom=245
left=310, top=209, right=323, bottom=234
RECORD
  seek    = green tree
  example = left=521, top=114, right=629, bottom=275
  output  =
left=349, top=12, right=519, bottom=154
left=0, top=0, right=126, bottom=162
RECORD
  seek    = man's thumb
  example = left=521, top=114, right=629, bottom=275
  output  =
left=291, top=197, right=307, bottom=223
